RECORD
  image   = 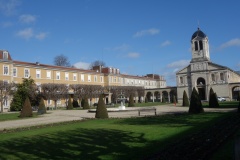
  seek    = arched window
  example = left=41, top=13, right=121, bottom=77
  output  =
left=197, top=77, right=206, bottom=85
left=194, top=41, right=198, bottom=51
left=199, top=40, right=203, bottom=50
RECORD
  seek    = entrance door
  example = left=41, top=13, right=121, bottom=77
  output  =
left=198, top=87, right=206, bottom=100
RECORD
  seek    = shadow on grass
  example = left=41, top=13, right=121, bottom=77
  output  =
left=0, top=128, right=147, bottom=160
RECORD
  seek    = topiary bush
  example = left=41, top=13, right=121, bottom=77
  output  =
left=95, top=94, right=108, bottom=119
left=67, top=95, right=73, bottom=110
left=189, top=87, right=204, bottom=114
left=128, top=94, right=135, bottom=107
left=182, top=90, right=189, bottom=106
left=19, top=96, right=33, bottom=118
left=37, top=97, right=46, bottom=115
left=72, top=99, right=79, bottom=108
left=83, top=96, right=90, bottom=109
left=162, top=96, right=166, bottom=103
left=209, top=88, right=219, bottom=108
left=145, top=97, right=148, bottom=103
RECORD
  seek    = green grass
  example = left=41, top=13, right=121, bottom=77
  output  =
left=202, top=101, right=239, bottom=108
left=0, top=112, right=39, bottom=122
left=0, top=112, right=233, bottom=160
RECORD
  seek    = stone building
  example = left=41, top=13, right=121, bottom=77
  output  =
left=176, top=28, right=240, bottom=102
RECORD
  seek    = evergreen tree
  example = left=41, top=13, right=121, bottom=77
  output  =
left=95, top=94, right=108, bottom=118
left=209, top=88, right=219, bottom=108
left=173, top=95, right=176, bottom=105
left=67, top=95, right=73, bottom=110
left=182, top=90, right=189, bottom=106
left=19, top=97, right=33, bottom=118
left=83, top=96, right=90, bottom=109
left=72, top=99, right=79, bottom=108
left=10, top=92, right=22, bottom=111
left=128, top=94, right=135, bottom=107
left=162, top=95, right=166, bottom=103
left=38, top=97, right=47, bottom=114
left=189, top=87, right=204, bottom=114
left=145, top=97, right=148, bottom=103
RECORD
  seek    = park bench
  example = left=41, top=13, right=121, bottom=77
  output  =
left=138, top=107, right=157, bottom=116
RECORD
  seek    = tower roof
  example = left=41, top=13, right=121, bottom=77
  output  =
left=191, top=28, right=207, bottom=40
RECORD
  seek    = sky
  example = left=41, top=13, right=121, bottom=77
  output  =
left=0, top=0, right=240, bottom=86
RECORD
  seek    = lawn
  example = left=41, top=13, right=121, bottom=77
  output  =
left=0, top=112, right=39, bottom=122
left=0, top=112, right=235, bottom=160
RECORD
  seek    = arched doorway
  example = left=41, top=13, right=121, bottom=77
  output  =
left=154, top=91, right=160, bottom=102
left=146, top=92, right=152, bottom=102
left=197, top=77, right=206, bottom=100
left=232, top=86, right=240, bottom=100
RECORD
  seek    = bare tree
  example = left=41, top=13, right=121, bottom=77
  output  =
left=41, top=83, right=68, bottom=109
left=0, top=81, right=15, bottom=113
left=89, top=60, right=106, bottom=70
left=54, top=54, right=71, bottom=67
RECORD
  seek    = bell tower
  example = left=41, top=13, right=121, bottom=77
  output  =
left=191, top=28, right=210, bottom=62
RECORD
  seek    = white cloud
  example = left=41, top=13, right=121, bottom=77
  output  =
left=73, top=62, right=90, bottom=69
left=35, top=32, right=48, bottom=40
left=127, top=52, right=140, bottom=58
left=161, top=40, right=171, bottom=47
left=133, top=28, right=159, bottom=38
left=1, top=21, right=13, bottom=27
left=16, top=28, right=33, bottom=39
left=19, top=14, right=36, bottom=24
left=167, top=59, right=190, bottom=69
left=0, top=0, right=21, bottom=16
left=220, top=38, right=240, bottom=49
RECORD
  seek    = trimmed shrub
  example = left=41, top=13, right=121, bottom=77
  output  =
left=182, top=90, right=189, bottom=106
left=189, top=87, right=204, bottom=114
left=145, top=97, right=148, bottom=103
left=128, top=94, right=135, bottom=107
left=10, top=92, right=22, bottom=111
left=95, top=94, right=108, bottom=119
left=162, top=96, right=166, bottom=103
left=72, top=99, right=79, bottom=108
left=37, top=97, right=46, bottom=115
left=209, top=88, right=219, bottom=108
left=67, top=95, right=73, bottom=110
left=83, top=97, right=90, bottom=109
left=19, top=97, right=33, bottom=118
left=173, top=95, right=176, bottom=105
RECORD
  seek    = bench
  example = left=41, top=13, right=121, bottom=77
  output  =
left=138, top=107, right=157, bottom=116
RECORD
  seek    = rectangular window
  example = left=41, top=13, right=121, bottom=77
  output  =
left=24, top=69, right=30, bottom=78
left=3, top=51, right=8, bottom=60
left=180, top=77, right=183, bottom=84
left=220, top=73, right=224, bottom=81
left=100, top=76, right=103, bottom=83
left=211, top=74, right=215, bottom=81
left=57, top=99, right=61, bottom=105
left=47, top=71, right=51, bottom=79
left=3, top=65, right=9, bottom=75
left=56, top=72, right=60, bottom=80
left=94, top=75, right=97, bottom=82
left=114, top=77, right=116, bottom=83
left=65, top=72, right=69, bottom=80
left=109, top=76, right=112, bottom=83
left=88, top=75, right=91, bottom=82
left=81, top=74, right=84, bottom=81
left=36, top=70, right=41, bottom=79
left=73, top=73, right=77, bottom=81
left=47, top=99, right=51, bottom=105
left=13, top=68, right=17, bottom=77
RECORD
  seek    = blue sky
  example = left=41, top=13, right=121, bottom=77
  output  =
left=0, top=0, right=240, bottom=86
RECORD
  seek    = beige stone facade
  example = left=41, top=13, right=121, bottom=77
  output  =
left=0, top=51, right=166, bottom=112
left=176, top=28, right=240, bottom=103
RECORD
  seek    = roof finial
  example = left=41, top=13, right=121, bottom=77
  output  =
left=198, top=20, right=200, bottom=30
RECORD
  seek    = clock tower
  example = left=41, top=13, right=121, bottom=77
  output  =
left=191, top=28, right=210, bottom=62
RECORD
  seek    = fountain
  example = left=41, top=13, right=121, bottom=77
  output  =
left=118, top=101, right=126, bottom=110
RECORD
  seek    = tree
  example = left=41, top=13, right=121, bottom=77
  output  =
left=89, top=60, right=106, bottom=70
left=54, top=54, right=71, bottom=67
left=83, top=96, right=90, bottom=109
left=182, top=90, right=189, bottom=106
left=67, top=95, right=73, bottom=110
left=41, top=83, right=68, bottom=110
left=0, top=81, right=15, bottom=113
left=128, top=94, right=135, bottom=107
left=72, top=99, right=79, bottom=108
left=95, top=94, right=108, bottom=118
left=189, top=87, right=204, bottom=114
left=10, top=77, right=37, bottom=111
left=209, top=87, right=219, bottom=108
left=19, top=96, right=33, bottom=118
left=38, top=97, right=46, bottom=114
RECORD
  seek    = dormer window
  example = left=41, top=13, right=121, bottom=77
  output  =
left=3, top=51, right=8, bottom=60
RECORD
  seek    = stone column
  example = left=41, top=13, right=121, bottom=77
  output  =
left=168, top=91, right=171, bottom=103
left=152, top=92, right=155, bottom=102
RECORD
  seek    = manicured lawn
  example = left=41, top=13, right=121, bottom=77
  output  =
left=0, top=112, right=233, bottom=160
left=0, top=112, right=39, bottom=122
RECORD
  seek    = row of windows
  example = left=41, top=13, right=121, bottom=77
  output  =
left=178, top=72, right=226, bottom=84
left=3, top=65, right=104, bottom=82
